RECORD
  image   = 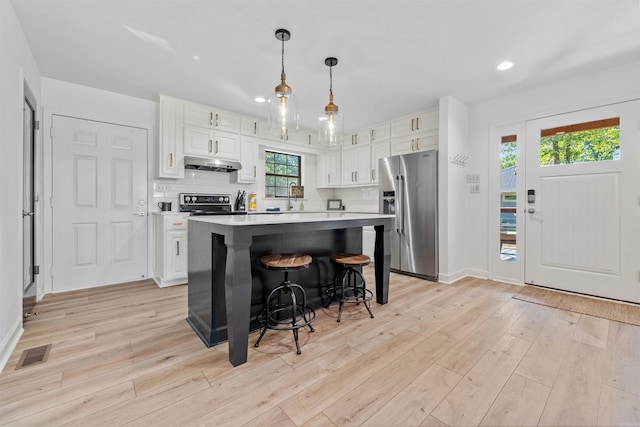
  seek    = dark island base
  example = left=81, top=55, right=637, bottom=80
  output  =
left=187, top=227, right=363, bottom=348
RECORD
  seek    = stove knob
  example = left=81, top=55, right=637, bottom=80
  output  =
left=224, top=197, right=229, bottom=203
left=185, top=196, right=191, bottom=202
left=219, top=196, right=224, bottom=202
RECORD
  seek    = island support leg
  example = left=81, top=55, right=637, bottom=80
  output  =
left=224, top=232, right=253, bottom=366
left=374, top=222, right=391, bottom=304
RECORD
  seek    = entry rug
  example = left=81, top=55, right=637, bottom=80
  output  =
left=513, top=285, right=640, bottom=326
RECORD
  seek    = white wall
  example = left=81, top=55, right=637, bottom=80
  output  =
left=467, top=60, right=640, bottom=283
left=0, top=1, right=42, bottom=371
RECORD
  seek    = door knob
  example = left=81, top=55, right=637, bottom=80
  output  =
left=527, top=208, right=536, bottom=214
left=133, top=212, right=145, bottom=216
left=22, top=211, right=34, bottom=217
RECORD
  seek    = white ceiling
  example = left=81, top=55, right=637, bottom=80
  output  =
left=12, top=0, right=640, bottom=132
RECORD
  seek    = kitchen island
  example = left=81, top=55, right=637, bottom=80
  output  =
left=186, top=212, right=394, bottom=366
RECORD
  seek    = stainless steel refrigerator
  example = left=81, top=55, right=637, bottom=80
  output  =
left=379, top=150, right=438, bottom=281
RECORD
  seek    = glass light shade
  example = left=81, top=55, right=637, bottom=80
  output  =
left=267, top=93, right=299, bottom=139
left=318, top=111, right=344, bottom=147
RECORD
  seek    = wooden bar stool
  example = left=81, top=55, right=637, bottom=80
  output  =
left=254, top=254, right=316, bottom=355
left=326, top=253, right=374, bottom=322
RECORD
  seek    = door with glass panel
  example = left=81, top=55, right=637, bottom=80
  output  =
left=524, top=100, right=640, bottom=303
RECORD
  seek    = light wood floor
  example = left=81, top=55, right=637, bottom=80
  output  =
left=1, top=269, right=639, bottom=426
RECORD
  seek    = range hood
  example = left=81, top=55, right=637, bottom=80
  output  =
left=184, top=156, right=242, bottom=173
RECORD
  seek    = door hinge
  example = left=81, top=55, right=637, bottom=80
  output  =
left=34, top=120, right=40, bottom=131
left=34, top=265, right=40, bottom=275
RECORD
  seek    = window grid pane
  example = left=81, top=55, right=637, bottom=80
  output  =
left=265, top=150, right=301, bottom=198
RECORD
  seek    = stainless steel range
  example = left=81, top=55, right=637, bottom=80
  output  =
left=179, top=193, right=246, bottom=216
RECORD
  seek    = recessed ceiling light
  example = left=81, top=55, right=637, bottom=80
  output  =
left=192, top=55, right=200, bottom=60
left=254, top=97, right=266, bottom=103
left=497, top=61, right=515, bottom=71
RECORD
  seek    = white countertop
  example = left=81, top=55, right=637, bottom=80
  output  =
left=188, top=212, right=394, bottom=226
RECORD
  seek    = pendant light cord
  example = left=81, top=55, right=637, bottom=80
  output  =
left=329, top=64, right=333, bottom=95
left=281, top=36, right=285, bottom=74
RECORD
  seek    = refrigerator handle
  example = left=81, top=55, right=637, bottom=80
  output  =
left=396, top=175, right=401, bottom=233
left=400, top=175, right=405, bottom=234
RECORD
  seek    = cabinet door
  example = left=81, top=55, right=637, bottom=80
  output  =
left=414, top=133, right=438, bottom=152
left=158, top=96, right=184, bottom=178
left=184, top=102, right=215, bottom=129
left=355, top=145, right=372, bottom=184
left=371, top=141, right=390, bottom=184
left=240, top=117, right=258, bottom=135
left=348, top=129, right=371, bottom=146
left=165, top=230, right=188, bottom=281
left=214, top=111, right=241, bottom=132
left=257, top=119, right=282, bottom=141
left=370, top=122, right=390, bottom=142
left=414, top=110, right=439, bottom=133
left=213, top=131, right=240, bottom=160
left=390, top=116, right=415, bottom=139
left=238, top=136, right=258, bottom=183
left=183, top=125, right=215, bottom=157
left=341, top=147, right=356, bottom=184
left=318, top=150, right=341, bottom=187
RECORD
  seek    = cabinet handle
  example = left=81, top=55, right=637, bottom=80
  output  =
left=371, top=129, right=375, bottom=141
left=411, top=118, right=415, bottom=132
left=307, top=134, right=311, bottom=145
left=416, top=117, right=420, bottom=131
left=169, top=153, right=173, bottom=167
left=215, top=140, right=219, bottom=153
left=176, top=241, right=180, bottom=256
left=254, top=122, right=257, bottom=134
left=208, top=139, right=212, bottom=153
left=174, top=222, right=183, bottom=226
left=416, top=137, right=420, bottom=150
left=209, top=112, right=213, bottom=126
left=355, top=171, right=358, bottom=182
left=253, top=165, right=256, bottom=178
left=328, top=173, right=330, bottom=183
left=411, top=139, right=414, bottom=151
left=372, top=169, right=375, bottom=181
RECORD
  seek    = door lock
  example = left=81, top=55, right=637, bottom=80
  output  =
left=527, top=208, right=536, bottom=214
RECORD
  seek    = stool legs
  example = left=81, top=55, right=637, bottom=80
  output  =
left=254, top=271, right=315, bottom=355
left=326, top=265, right=374, bottom=322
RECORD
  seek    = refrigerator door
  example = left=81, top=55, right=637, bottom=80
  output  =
left=399, top=151, right=438, bottom=278
left=379, top=156, right=401, bottom=270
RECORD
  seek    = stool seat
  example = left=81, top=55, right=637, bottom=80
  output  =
left=261, top=253, right=312, bottom=270
left=330, top=253, right=370, bottom=266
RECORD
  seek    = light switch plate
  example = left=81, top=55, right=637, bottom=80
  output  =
left=470, top=184, right=480, bottom=193
left=466, top=174, right=480, bottom=183
left=156, top=183, right=170, bottom=192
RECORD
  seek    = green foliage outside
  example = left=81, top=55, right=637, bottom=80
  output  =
left=500, top=142, right=517, bottom=170
left=539, top=127, right=619, bottom=166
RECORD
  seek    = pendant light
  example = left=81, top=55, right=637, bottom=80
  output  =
left=267, top=28, right=299, bottom=139
left=318, top=57, right=344, bottom=146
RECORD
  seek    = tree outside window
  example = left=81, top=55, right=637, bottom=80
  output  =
left=264, top=151, right=301, bottom=198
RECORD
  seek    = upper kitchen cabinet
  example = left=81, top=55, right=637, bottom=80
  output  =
left=390, top=110, right=438, bottom=139
left=183, top=101, right=241, bottom=133
left=371, top=141, right=390, bottom=184
left=317, top=149, right=341, bottom=188
left=237, top=136, right=259, bottom=183
left=158, top=95, right=185, bottom=178
left=341, top=144, right=372, bottom=186
left=390, top=133, right=438, bottom=156
left=183, top=126, right=240, bottom=161
left=370, top=122, right=390, bottom=142
left=240, top=117, right=259, bottom=136
left=347, top=128, right=371, bottom=146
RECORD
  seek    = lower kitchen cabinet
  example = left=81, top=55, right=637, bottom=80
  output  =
left=153, top=213, right=189, bottom=287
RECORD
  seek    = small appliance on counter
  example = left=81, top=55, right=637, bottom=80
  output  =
left=179, top=193, right=247, bottom=216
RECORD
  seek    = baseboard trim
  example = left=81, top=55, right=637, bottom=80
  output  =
left=0, top=319, right=24, bottom=373
left=438, top=269, right=468, bottom=284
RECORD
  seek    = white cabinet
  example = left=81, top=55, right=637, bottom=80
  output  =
left=347, top=128, right=371, bottom=146
left=154, top=214, right=189, bottom=287
left=238, top=136, right=259, bottom=183
left=240, top=117, right=259, bottom=136
left=183, top=125, right=240, bottom=161
left=341, top=145, right=371, bottom=185
left=183, top=101, right=240, bottom=133
left=371, top=141, right=390, bottom=184
left=158, top=95, right=184, bottom=178
left=370, top=122, right=390, bottom=142
left=317, top=150, right=341, bottom=187
left=390, top=110, right=439, bottom=139
left=390, top=133, right=438, bottom=156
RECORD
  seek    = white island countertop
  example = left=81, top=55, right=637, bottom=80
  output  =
left=188, top=212, right=393, bottom=226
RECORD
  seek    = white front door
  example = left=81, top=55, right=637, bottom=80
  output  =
left=52, top=115, right=148, bottom=292
left=524, top=100, right=640, bottom=303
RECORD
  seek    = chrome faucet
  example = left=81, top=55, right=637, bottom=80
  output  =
left=288, top=182, right=297, bottom=211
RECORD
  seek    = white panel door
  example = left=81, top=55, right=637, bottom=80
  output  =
left=524, top=100, right=640, bottom=302
left=52, top=115, right=148, bottom=292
